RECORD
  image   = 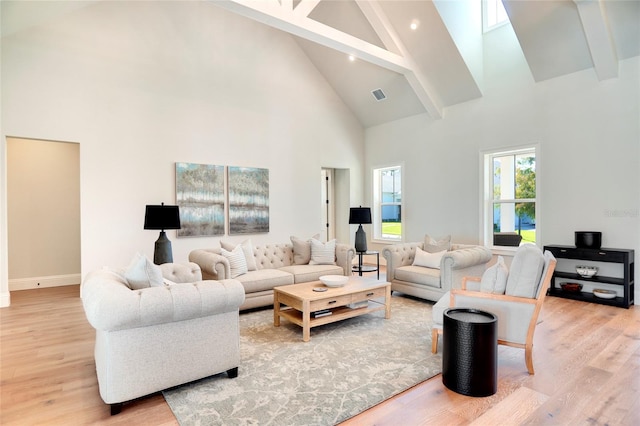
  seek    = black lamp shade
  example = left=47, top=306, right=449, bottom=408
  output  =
left=349, top=207, right=372, bottom=224
left=144, top=205, right=181, bottom=230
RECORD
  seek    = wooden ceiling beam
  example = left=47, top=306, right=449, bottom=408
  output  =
left=355, top=0, right=442, bottom=119
left=294, top=0, right=322, bottom=17
left=213, top=0, right=442, bottom=119
left=574, top=0, right=618, bottom=80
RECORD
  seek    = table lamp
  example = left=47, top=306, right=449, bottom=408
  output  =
left=144, top=203, right=181, bottom=264
left=349, top=206, right=372, bottom=253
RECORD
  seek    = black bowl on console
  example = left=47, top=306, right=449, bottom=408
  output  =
left=575, top=231, right=601, bottom=249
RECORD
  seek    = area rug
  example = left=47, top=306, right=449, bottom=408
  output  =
left=163, top=294, right=441, bottom=425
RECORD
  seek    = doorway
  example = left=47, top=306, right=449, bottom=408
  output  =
left=321, top=168, right=334, bottom=241
left=321, top=168, right=350, bottom=245
left=6, top=137, right=81, bottom=290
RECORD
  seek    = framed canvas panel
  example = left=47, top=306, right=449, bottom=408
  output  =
left=175, top=162, right=225, bottom=237
left=228, top=166, right=269, bottom=235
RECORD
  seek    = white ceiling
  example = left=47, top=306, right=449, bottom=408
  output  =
left=3, top=0, right=639, bottom=128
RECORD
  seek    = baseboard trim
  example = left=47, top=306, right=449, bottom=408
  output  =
left=0, top=291, right=10, bottom=307
left=9, top=274, right=81, bottom=291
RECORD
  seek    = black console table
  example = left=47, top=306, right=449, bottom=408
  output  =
left=352, top=251, right=379, bottom=279
left=544, top=245, right=634, bottom=308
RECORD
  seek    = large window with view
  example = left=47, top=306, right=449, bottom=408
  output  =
left=373, top=165, right=402, bottom=241
left=484, top=148, right=536, bottom=248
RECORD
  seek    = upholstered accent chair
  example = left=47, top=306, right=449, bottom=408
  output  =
left=431, top=244, right=557, bottom=375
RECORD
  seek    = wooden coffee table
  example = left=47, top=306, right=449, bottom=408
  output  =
left=273, top=276, right=391, bottom=342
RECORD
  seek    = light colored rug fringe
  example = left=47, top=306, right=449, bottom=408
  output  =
left=163, top=294, right=441, bottom=426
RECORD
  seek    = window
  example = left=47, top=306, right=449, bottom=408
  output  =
left=482, top=147, right=536, bottom=248
left=483, top=0, right=509, bottom=32
left=373, top=165, right=402, bottom=241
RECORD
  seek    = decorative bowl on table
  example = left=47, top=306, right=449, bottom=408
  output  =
left=576, top=265, right=598, bottom=278
left=593, top=289, right=617, bottom=299
left=319, top=275, right=349, bottom=288
left=560, top=282, right=583, bottom=293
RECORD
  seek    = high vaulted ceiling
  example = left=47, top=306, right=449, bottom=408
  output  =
left=3, top=0, right=639, bottom=128
left=215, top=0, right=640, bottom=127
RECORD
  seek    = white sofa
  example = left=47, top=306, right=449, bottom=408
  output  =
left=382, top=240, right=492, bottom=302
left=190, top=240, right=355, bottom=310
left=82, top=261, right=245, bottom=414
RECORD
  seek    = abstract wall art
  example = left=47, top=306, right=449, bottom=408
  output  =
left=228, top=166, right=269, bottom=234
left=175, top=162, right=225, bottom=237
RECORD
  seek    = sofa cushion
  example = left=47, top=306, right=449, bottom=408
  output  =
left=395, top=265, right=441, bottom=288
left=124, top=253, right=164, bottom=290
left=235, top=269, right=294, bottom=293
left=221, top=239, right=257, bottom=271
left=279, top=264, right=344, bottom=283
left=424, top=234, right=451, bottom=253
left=309, top=239, right=336, bottom=265
left=506, top=244, right=545, bottom=298
left=221, top=245, right=248, bottom=278
left=481, top=255, right=508, bottom=294
left=412, top=247, right=446, bottom=269
left=290, top=234, right=320, bottom=265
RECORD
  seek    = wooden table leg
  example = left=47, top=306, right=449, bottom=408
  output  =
left=273, top=290, right=280, bottom=327
left=302, top=299, right=311, bottom=342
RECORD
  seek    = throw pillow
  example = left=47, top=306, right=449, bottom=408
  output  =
left=124, top=253, right=164, bottom=290
left=424, top=234, right=451, bottom=253
left=309, top=238, right=336, bottom=265
left=412, top=247, right=447, bottom=269
left=220, top=239, right=257, bottom=271
left=505, top=244, right=545, bottom=298
left=480, top=256, right=509, bottom=294
left=291, top=234, right=320, bottom=265
left=221, top=245, right=248, bottom=278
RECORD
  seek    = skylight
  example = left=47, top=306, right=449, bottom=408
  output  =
left=483, top=0, right=509, bottom=32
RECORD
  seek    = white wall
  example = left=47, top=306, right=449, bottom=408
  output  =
left=365, top=25, right=639, bottom=301
left=0, top=1, right=365, bottom=301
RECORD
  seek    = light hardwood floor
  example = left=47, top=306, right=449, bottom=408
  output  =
left=1, top=285, right=639, bottom=425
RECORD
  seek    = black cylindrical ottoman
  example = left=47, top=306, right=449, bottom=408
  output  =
left=442, top=308, right=497, bottom=397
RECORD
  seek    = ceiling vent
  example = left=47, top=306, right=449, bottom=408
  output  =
left=371, top=88, right=386, bottom=102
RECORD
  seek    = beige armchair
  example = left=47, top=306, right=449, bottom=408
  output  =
left=431, top=244, right=556, bottom=375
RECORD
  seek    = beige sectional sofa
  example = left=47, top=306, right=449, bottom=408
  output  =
left=189, top=239, right=355, bottom=310
left=82, top=259, right=245, bottom=414
left=382, top=237, right=492, bottom=302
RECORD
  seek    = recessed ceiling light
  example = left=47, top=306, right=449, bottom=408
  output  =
left=410, top=20, right=419, bottom=30
left=348, top=55, right=356, bottom=62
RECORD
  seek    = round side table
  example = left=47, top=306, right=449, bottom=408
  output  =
left=442, top=308, right=497, bottom=397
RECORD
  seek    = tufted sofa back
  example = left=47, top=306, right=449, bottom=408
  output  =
left=198, top=244, right=296, bottom=270
left=159, top=262, right=203, bottom=282
left=253, top=244, right=295, bottom=269
left=82, top=266, right=245, bottom=332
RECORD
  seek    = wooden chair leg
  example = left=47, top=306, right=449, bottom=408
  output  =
left=431, top=328, right=439, bottom=354
left=525, top=344, right=535, bottom=375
